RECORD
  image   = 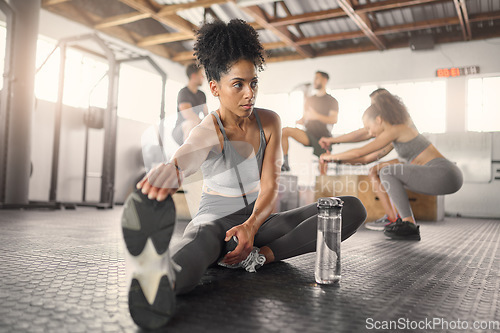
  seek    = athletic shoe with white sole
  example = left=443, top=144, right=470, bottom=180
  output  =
left=218, top=236, right=266, bottom=273
left=365, top=215, right=396, bottom=231
left=121, top=188, right=178, bottom=330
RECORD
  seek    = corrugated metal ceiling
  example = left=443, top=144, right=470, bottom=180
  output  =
left=40, top=0, right=500, bottom=64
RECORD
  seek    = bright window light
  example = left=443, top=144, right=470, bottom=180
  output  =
left=35, top=38, right=61, bottom=103
left=330, top=85, right=376, bottom=135
left=467, top=76, right=500, bottom=132
left=117, top=64, right=164, bottom=124
left=257, top=92, right=298, bottom=128
left=381, top=80, right=446, bottom=133
left=34, top=37, right=109, bottom=108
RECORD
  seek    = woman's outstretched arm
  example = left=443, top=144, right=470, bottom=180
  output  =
left=321, top=128, right=398, bottom=163
left=339, top=144, right=394, bottom=165
left=137, top=115, right=221, bottom=201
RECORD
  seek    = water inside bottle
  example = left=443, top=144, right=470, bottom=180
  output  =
left=315, top=229, right=341, bottom=284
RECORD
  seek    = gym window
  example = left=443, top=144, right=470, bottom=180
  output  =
left=331, top=80, right=446, bottom=134
left=330, top=85, right=377, bottom=135
left=467, top=76, right=500, bottom=132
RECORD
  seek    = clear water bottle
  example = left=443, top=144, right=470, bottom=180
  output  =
left=315, top=197, right=343, bottom=284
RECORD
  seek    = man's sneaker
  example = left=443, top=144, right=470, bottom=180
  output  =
left=383, top=220, right=421, bottom=241
left=121, top=188, right=178, bottom=330
left=365, top=215, right=395, bottom=231
left=218, top=236, right=266, bottom=272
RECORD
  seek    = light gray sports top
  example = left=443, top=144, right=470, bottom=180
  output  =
left=200, top=109, right=267, bottom=197
left=393, top=134, right=431, bottom=163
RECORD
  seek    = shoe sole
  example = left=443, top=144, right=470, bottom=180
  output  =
left=383, top=230, right=421, bottom=241
left=121, top=188, right=176, bottom=329
left=364, top=223, right=386, bottom=231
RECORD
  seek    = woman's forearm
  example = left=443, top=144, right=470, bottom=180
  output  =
left=332, top=128, right=371, bottom=144
left=245, top=183, right=279, bottom=235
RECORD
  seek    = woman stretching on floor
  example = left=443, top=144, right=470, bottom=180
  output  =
left=121, top=19, right=366, bottom=330
left=320, top=93, right=463, bottom=241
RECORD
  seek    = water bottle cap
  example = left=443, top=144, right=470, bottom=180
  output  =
left=317, top=197, right=344, bottom=209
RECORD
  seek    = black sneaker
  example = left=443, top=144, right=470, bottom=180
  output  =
left=383, top=217, right=400, bottom=232
left=121, top=188, right=178, bottom=330
left=383, top=219, right=421, bottom=241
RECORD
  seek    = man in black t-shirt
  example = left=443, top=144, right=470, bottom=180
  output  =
left=172, top=64, right=208, bottom=145
left=281, top=71, right=339, bottom=175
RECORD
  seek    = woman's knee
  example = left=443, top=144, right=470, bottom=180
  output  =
left=338, top=195, right=367, bottom=223
left=378, top=165, right=399, bottom=185
left=282, top=127, right=291, bottom=137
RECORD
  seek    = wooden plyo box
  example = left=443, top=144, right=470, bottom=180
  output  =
left=314, top=175, right=444, bottom=222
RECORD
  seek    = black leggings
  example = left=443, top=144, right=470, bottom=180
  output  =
left=170, top=195, right=366, bottom=294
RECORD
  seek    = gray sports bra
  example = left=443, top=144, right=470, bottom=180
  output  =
left=200, top=109, right=267, bottom=197
left=393, top=134, right=431, bottom=163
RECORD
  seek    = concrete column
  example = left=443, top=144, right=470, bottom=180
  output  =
left=4, top=0, right=40, bottom=204
left=445, top=77, right=467, bottom=132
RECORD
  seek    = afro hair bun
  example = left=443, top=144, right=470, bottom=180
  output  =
left=193, top=19, right=266, bottom=82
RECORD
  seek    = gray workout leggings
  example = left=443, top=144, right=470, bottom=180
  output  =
left=378, top=158, right=463, bottom=219
left=170, top=195, right=366, bottom=294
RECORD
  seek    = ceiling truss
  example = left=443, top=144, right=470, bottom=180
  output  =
left=41, top=0, right=500, bottom=64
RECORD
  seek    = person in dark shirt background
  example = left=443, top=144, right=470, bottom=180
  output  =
left=281, top=71, right=339, bottom=175
left=172, top=63, right=208, bottom=145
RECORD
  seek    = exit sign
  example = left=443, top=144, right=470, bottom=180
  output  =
left=436, top=66, right=479, bottom=77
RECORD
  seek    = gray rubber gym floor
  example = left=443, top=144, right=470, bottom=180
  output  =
left=1, top=207, right=499, bottom=333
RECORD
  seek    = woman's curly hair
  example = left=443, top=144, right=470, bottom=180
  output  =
left=365, top=93, right=410, bottom=125
left=193, top=19, right=266, bottom=82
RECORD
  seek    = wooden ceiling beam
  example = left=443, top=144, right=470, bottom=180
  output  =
left=266, top=53, right=304, bottom=63
left=279, top=1, right=305, bottom=39
left=172, top=51, right=196, bottom=62
left=42, top=0, right=72, bottom=6
left=459, top=0, right=472, bottom=40
left=240, top=5, right=315, bottom=58
left=94, top=12, right=151, bottom=29
left=337, top=0, right=386, bottom=50
left=356, top=0, right=443, bottom=14
left=158, top=0, right=229, bottom=16
left=297, top=30, right=366, bottom=45
left=119, top=0, right=197, bottom=36
left=172, top=41, right=288, bottom=62
left=270, top=7, right=346, bottom=26
left=469, top=10, right=500, bottom=22
left=264, top=41, right=288, bottom=49
left=453, top=0, right=469, bottom=40
left=137, top=32, right=190, bottom=47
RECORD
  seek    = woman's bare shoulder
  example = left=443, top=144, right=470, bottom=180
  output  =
left=186, top=113, right=220, bottom=145
left=255, top=108, right=281, bottom=126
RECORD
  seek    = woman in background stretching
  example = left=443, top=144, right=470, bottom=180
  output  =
left=321, top=93, right=463, bottom=240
